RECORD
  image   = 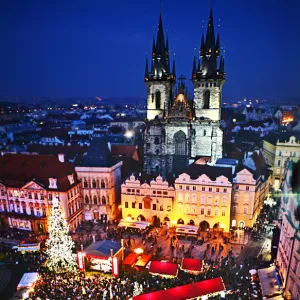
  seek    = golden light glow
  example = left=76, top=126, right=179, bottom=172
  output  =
left=134, top=248, right=144, bottom=255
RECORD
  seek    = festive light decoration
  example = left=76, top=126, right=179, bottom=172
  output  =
left=46, top=198, right=76, bottom=272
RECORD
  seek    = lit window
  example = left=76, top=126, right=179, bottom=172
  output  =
left=186, top=186, right=190, bottom=190
left=246, top=186, right=249, bottom=191
left=215, top=209, right=218, bottom=216
left=243, top=207, right=248, bottom=214
left=200, top=207, right=205, bottom=215
left=222, top=210, right=225, bottom=216
left=216, top=188, right=220, bottom=193
left=179, top=185, right=182, bottom=190
left=139, top=203, right=142, bottom=209
left=125, top=202, right=128, bottom=208
left=132, top=202, right=135, bottom=209
left=223, top=188, right=227, bottom=193
left=207, top=208, right=211, bottom=216
left=193, top=186, right=196, bottom=191
left=209, top=187, right=212, bottom=192
left=202, top=187, right=205, bottom=192
left=152, top=204, right=156, bottom=210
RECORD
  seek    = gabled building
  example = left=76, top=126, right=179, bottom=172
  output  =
left=0, top=153, right=82, bottom=233
left=263, top=132, right=300, bottom=188
left=75, top=138, right=122, bottom=222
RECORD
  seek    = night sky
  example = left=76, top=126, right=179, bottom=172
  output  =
left=0, top=0, right=299, bottom=103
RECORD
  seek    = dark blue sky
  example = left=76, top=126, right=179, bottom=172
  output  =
left=0, top=0, right=299, bottom=103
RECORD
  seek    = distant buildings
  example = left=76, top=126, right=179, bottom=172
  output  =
left=263, top=132, right=300, bottom=188
left=276, top=161, right=300, bottom=299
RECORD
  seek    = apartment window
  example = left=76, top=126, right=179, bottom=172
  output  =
left=157, top=191, right=162, bottom=195
left=223, top=188, right=227, bottom=193
left=243, top=207, right=248, bottom=214
left=222, top=210, right=225, bottom=217
left=139, top=203, right=142, bottom=209
left=232, top=206, right=237, bottom=214
left=42, top=208, right=46, bottom=216
left=216, top=188, right=220, bottom=193
left=235, top=185, right=239, bottom=190
left=126, top=189, right=131, bottom=193
left=36, top=209, right=40, bottom=217
left=207, top=196, right=212, bottom=204
left=185, top=205, right=190, bottom=214
left=192, top=195, right=196, bottom=204
left=40, top=194, right=44, bottom=200
left=185, top=195, right=190, bottom=203
left=125, top=202, right=128, bottom=208
left=207, top=208, right=211, bottom=216
left=215, top=209, right=218, bottom=216
left=178, top=204, right=182, bottom=213
left=200, top=207, right=205, bottom=215
left=202, top=187, right=205, bottom=192
left=28, top=193, right=32, bottom=199
left=244, top=194, right=249, bottom=204
left=132, top=202, right=136, bottom=209
left=186, top=186, right=190, bottom=191
left=178, top=193, right=183, bottom=202
left=48, top=194, right=52, bottom=200
left=153, top=191, right=156, bottom=194
left=160, top=205, right=163, bottom=211
left=209, top=187, right=212, bottom=192
left=191, top=205, right=196, bottom=214
left=246, top=186, right=249, bottom=191
left=201, top=196, right=206, bottom=204
left=30, top=207, right=34, bottom=215
left=193, top=186, right=196, bottom=191
left=136, top=189, right=140, bottom=194
left=153, top=204, right=156, bottom=210
left=163, top=191, right=168, bottom=196
left=167, top=205, right=171, bottom=212
left=215, top=197, right=219, bottom=204
left=179, top=185, right=183, bottom=190
left=222, top=197, right=227, bottom=205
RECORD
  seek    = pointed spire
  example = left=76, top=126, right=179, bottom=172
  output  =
left=145, top=55, right=149, bottom=80
left=172, top=53, right=176, bottom=79
left=192, top=48, right=197, bottom=78
left=216, top=33, right=220, bottom=57
left=197, top=58, right=201, bottom=72
left=200, top=34, right=205, bottom=57
left=152, top=36, right=156, bottom=58
left=219, top=55, right=225, bottom=73
left=156, top=13, right=166, bottom=58
left=205, top=4, right=215, bottom=49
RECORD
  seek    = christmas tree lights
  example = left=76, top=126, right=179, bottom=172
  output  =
left=46, top=198, right=77, bottom=272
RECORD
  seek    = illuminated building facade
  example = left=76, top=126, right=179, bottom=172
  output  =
left=0, top=154, right=82, bottom=233
left=174, top=164, right=232, bottom=232
left=144, top=7, right=224, bottom=176
left=263, top=133, right=300, bottom=188
left=75, top=138, right=122, bottom=222
left=121, top=174, right=175, bottom=226
left=277, top=161, right=300, bottom=299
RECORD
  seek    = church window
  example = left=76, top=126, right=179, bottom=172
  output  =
left=92, top=179, right=96, bottom=188
left=154, top=137, right=160, bottom=144
left=156, top=149, right=160, bottom=155
left=203, top=129, right=207, bottom=136
left=174, top=130, right=186, bottom=155
left=101, top=180, right=105, bottom=189
left=203, top=90, right=210, bottom=109
left=155, top=90, right=161, bottom=109
left=102, top=196, right=106, bottom=205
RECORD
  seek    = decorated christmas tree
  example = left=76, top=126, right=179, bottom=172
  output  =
left=46, top=198, right=76, bottom=272
left=133, top=281, right=141, bottom=297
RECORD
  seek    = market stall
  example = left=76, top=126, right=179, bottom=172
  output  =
left=135, top=254, right=152, bottom=269
left=78, top=240, right=122, bottom=276
left=149, top=261, right=178, bottom=278
left=180, top=258, right=203, bottom=274
left=122, top=253, right=139, bottom=268
left=257, top=266, right=282, bottom=298
left=12, top=243, right=40, bottom=252
left=175, top=225, right=198, bottom=239
left=133, top=277, right=226, bottom=300
left=17, top=272, right=39, bottom=290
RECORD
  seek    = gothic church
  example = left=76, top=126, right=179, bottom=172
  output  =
left=144, top=6, right=225, bottom=176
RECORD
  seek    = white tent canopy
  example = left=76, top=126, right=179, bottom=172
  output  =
left=17, top=272, right=39, bottom=290
left=176, top=225, right=198, bottom=235
left=118, top=219, right=150, bottom=230
left=257, top=266, right=282, bottom=298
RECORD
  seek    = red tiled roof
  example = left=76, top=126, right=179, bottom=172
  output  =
left=0, top=154, right=79, bottom=191
left=111, top=145, right=139, bottom=161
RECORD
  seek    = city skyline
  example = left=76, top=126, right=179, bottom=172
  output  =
left=0, top=0, right=299, bottom=103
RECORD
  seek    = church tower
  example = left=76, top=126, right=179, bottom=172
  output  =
left=192, top=6, right=225, bottom=122
left=145, top=13, right=176, bottom=120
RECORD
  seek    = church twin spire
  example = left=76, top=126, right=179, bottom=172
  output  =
left=145, top=13, right=176, bottom=82
left=192, top=5, right=225, bottom=81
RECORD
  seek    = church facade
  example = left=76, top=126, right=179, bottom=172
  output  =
left=144, top=7, right=225, bottom=176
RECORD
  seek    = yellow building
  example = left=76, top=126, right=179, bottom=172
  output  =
left=121, top=175, right=175, bottom=226
left=263, top=133, right=300, bottom=188
left=174, top=164, right=232, bottom=232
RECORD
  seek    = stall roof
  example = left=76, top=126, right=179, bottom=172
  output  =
left=17, top=272, right=39, bottom=290
left=257, top=266, right=282, bottom=297
left=181, top=258, right=202, bottom=272
left=135, top=254, right=152, bottom=267
left=149, top=261, right=178, bottom=277
left=84, top=240, right=121, bottom=258
left=133, top=277, right=225, bottom=300
left=122, top=253, right=139, bottom=266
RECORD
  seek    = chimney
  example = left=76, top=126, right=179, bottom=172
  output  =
left=58, top=153, right=65, bottom=163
